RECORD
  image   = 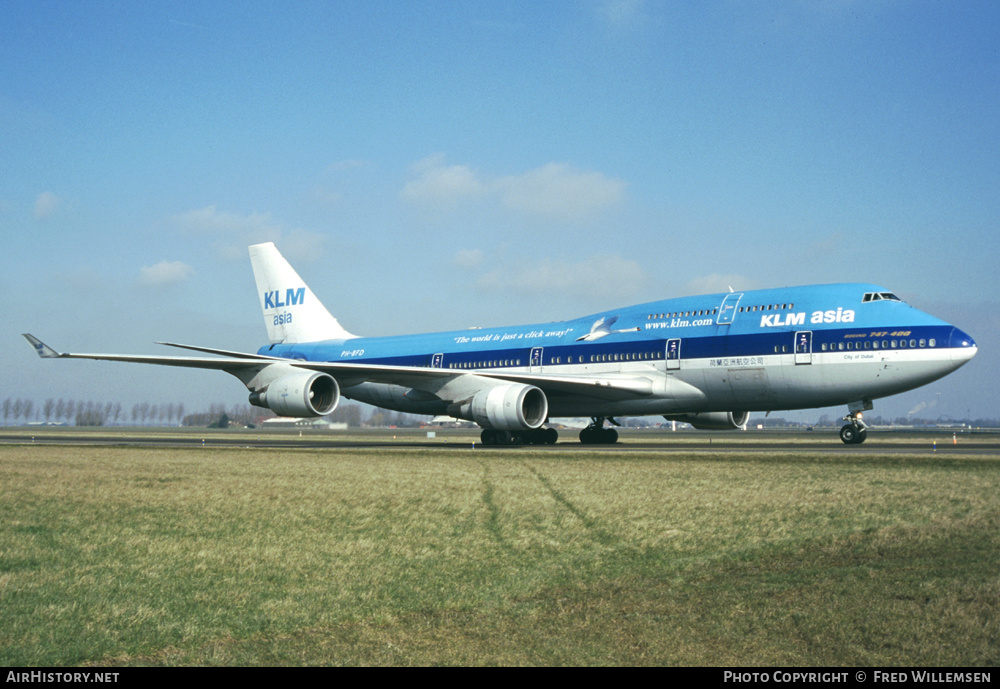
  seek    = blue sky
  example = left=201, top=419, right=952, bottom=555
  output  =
left=3, top=1, right=997, bottom=422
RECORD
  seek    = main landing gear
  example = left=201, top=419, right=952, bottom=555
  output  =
left=480, top=427, right=559, bottom=446
left=579, top=417, right=620, bottom=445
left=840, top=402, right=872, bottom=445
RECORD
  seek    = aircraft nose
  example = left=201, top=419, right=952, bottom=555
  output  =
left=949, top=327, right=977, bottom=364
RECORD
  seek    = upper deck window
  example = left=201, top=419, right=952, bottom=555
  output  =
left=863, top=292, right=901, bottom=303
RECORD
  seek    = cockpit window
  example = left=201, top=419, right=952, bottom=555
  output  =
left=863, top=292, right=901, bottom=303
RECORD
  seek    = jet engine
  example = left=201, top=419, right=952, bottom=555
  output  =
left=468, top=384, right=548, bottom=430
left=248, top=370, right=340, bottom=417
left=664, top=411, right=749, bottom=430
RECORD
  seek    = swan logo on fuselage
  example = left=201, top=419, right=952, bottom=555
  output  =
left=760, top=309, right=855, bottom=328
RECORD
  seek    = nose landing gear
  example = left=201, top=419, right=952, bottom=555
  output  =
left=840, top=402, right=872, bottom=444
left=839, top=420, right=867, bottom=444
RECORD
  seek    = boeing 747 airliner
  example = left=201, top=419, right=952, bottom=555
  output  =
left=24, top=242, right=977, bottom=445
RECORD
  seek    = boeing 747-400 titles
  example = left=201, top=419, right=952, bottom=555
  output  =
left=25, top=242, right=977, bottom=445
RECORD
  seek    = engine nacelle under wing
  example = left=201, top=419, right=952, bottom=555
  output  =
left=249, top=370, right=340, bottom=417
left=663, top=411, right=749, bottom=430
left=464, top=383, right=548, bottom=430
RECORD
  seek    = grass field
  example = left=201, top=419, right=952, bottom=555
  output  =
left=1, top=438, right=997, bottom=666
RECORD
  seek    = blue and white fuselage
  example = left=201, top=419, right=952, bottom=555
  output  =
left=257, top=282, right=976, bottom=426
left=24, top=243, right=977, bottom=445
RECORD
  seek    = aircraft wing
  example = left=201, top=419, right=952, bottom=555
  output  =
left=22, top=334, right=270, bottom=373
left=25, top=334, right=660, bottom=401
left=290, top=361, right=659, bottom=400
left=154, top=341, right=289, bottom=360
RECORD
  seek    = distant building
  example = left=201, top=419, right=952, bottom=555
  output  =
left=261, top=417, right=348, bottom=430
left=429, top=415, right=476, bottom=427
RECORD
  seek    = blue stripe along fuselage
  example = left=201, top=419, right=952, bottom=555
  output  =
left=258, top=283, right=975, bottom=370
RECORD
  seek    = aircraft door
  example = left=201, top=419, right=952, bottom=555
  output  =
left=529, top=347, right=544, bottom=372
left=794, top=331, right=813, bottom=365
left=431, top=353, right=444, bottom=368
left=717, top=293, right=743, bottom=325
left=666, top=338, right=681, bottom=370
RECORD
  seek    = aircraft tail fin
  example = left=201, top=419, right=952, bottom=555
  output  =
left=248, top=242, right=358, bottom=344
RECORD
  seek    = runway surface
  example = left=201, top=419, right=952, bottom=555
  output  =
left=3, top=428, right=998, bottom=456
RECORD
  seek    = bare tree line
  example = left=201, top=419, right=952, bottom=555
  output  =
left=1, top=397, right=427, bottom=429
left=4, top=396, right=995, bottom=430
left=0, top=398, right=278, bottom=428
left=1, top=398, right=188, bottom=427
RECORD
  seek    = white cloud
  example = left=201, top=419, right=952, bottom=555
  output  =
left=477, top=254, right=647, bottom=301
left=401, top=154, right=483, bottom=208
left=401, top=155, right=627, bottom=222
left=496, top=163, right=627, bottom=222
left=597, top=0, right=650, bottom=32
left=907, top=400, right=934, bottom=417
left=173, top=205, right=276, bottom=238
left=34, top=191, right=61, bottom=219
left=172, top=206, right=327, bottom=261
left=682, top=273, right=761, bottom=296
left=137, top=260, right=195, bottom=286
left=453, top=248, right=484, bottom=269
left=309, top=186, right=342, bottom=208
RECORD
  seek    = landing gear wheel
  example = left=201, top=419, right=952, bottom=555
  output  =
left=481, top=429, right=515, bottom=446
left=481, top=428, right=556, bottom=446
left=579, top=426, right=618, bottom=444
left=542, top=427, right=559, bottom=445
left=841, top=402, right=872, bottom=445
left=839, top=424, right=867, bottom=445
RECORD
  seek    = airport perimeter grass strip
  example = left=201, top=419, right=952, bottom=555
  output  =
left=1, top=444, right=996, bottom=666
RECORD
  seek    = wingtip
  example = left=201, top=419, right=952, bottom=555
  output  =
left=22, top=334, right=62, bottom=358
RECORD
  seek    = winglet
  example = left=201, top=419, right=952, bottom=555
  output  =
left=22, top=334, right=63, bottom=358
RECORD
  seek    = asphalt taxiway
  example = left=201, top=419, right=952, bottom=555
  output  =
left=2, top=429, right=998, bottom=456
